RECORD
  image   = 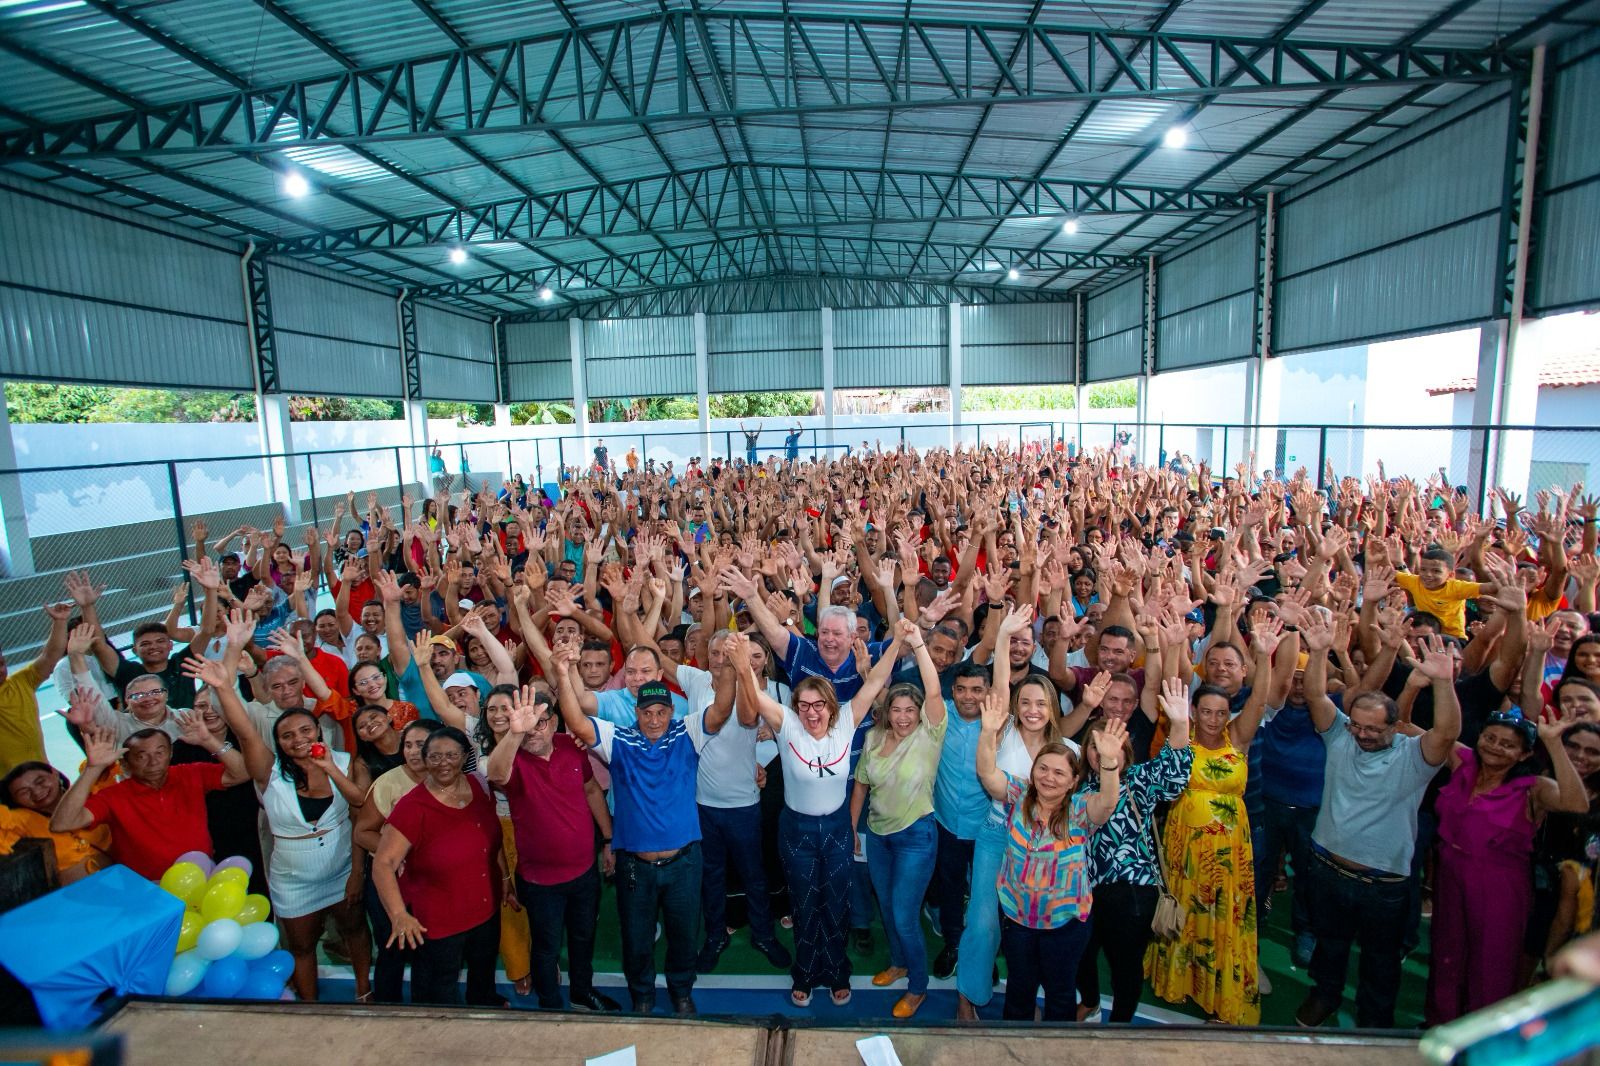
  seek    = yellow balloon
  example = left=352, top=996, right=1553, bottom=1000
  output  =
left=207, top=867, right=248, bottom=891
left=176, top=910, right=204, bottom=953
left=236, top=893, right=271, bottom=926
left=199, top=879, right=246, bottom=923
left=159, top=862, right=207, bottom=906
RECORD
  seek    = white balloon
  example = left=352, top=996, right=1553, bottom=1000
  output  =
left=165, top=951, right=208, bottom=996
left=235, top=921, right=280, bottom=961
left=195, top=917, right=243, bottom=961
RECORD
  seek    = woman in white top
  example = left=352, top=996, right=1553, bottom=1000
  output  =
left=203, top=656, right=372, bottom=1003
left=728, top=630, right=898, bottom=1009
left=957, top=605, right=1079, bottom=1019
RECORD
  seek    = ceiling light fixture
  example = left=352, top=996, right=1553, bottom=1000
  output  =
left=448, top=247, right=468, bottom=265
left=282, top=171, right=310, bottom=198
left=1062, top=217, right=1080, bottom=235
left=1007, top=267, right=1020, bottom=281
left=1163, top=125, right=1189, bottom=149
left=540, top=287, right=554, bottom=301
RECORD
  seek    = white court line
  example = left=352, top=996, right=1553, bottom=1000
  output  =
left=313, top=965, right=1191, bottom=1023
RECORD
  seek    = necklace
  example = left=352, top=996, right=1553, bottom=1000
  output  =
left=427, top=779, right=470, bottom=807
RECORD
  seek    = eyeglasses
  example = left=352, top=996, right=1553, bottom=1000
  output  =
left=126, top=690, right=165, bottom=703
left=424, top=751, right=465, bottom=765
left=1345, top=722, right=1393, bottom=738
left=796, top=699, right=830, bottom=714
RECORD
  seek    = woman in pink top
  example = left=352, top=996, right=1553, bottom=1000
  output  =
left=1427, top=709, right=1587, bottom=1024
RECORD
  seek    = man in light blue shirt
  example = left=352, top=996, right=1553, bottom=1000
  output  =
left=929, top=660, right=993, bottom=980
left=570, top=646, right=690, bottom=724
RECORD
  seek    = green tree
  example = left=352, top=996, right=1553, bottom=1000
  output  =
left=5, top=382, right=114, bottom=423
left=287, top=396, right=403, bottom=421
left=510, top=401, right=576, bottom=425
left=425, top=401, right=495, bottom=424
left=960, top=385, right=1077, bottom=412
left=708, top=392, right=817, bottom=418
left=1087, top=381, right=1138, bottom=408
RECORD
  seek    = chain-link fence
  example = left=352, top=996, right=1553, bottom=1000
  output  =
left=3, top=420, right=1597, bottom=659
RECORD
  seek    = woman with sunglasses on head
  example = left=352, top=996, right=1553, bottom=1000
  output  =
left=371, top=726, right=508, bottom=1007
left=1427, top=706, right=1587, bottom=1024
left=200, top=655, right=372, bottom=1003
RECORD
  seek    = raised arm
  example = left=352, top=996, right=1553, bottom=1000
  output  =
left=899, top=617, right=946, bottom=729
left=185, top=652, right=274, bottom=788
left=549, top=642, right=599, bottom=748
left=851, top=631, right=904, bottom=712
left=373, top=569, right=414, bottom=676
left=975, top=688, right=1010, bottom=801
left=461, top=613, right=518, bottom=686
left=49, top=725, right=119, bottom=832
left=1414, top=633, right=1462, bottom=766
left=1299, top=613, right=1340, bottom=733
left=1082, top=717, right=1127, bottom=826
left=719, top=567, right=793, bottom=662
left=725, top=631, right=786, bottom=733
left=1228, top=619, right=1280, bottom=750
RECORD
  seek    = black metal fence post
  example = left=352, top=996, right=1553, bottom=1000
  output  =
left=393, top=447, right=405, bottom=506
left=167, top=461, right=196, bottom=625
left=1477, top=426, right=1493, bottom=514
left=1316, top=428, right=1329, bottom=490
left=306, top=455, right=319, bottom=531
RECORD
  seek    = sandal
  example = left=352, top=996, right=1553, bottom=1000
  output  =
left=514, top=976, right=534, bottom=996
left=790, top=987, right=812, bottom=1008
left=830, top=987, right=852, bottom=1007
left=354, top=990, right=373, bottom=1004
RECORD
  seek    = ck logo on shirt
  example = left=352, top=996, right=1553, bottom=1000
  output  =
left=792, top=744, right=849, bottom=778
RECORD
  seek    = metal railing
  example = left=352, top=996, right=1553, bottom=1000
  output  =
left=0, top=418, right=1594, bottom=659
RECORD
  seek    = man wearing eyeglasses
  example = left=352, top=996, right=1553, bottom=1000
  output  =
left=486, top=687, right=621, bottom=1015
left=1295, top=619, right=1461, bottom=1029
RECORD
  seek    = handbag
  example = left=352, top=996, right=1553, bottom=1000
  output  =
left=1149, top=816, right=1184, bottom=941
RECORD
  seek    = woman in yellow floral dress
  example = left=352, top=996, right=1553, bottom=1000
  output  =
left=1145, top=631, right=1276, bottom=1024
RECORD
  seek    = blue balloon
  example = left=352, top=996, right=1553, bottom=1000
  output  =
left=253, top=949, right=294, bottom=979
left=235, top=921, right=279, bottom=961
left=238, top=968, right=288, bottom=1001
left=164, top=951, right=208, bottom=997
left=200, top=955, right=248, bottom=998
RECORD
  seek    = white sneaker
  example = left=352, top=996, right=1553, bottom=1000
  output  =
left=655, top=922, right=662, bottom=943
left=1258, top=966, right=1273, bottom=996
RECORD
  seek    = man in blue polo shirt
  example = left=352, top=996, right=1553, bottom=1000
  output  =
left=720, top=570, right=888, bottom=701
left=552, top=645, right=732, bottom=1016
left=928, top=659, right=994, bottom=981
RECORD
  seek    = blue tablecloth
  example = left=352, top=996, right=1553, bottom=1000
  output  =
left=0, top=864, right=181, bottom=1028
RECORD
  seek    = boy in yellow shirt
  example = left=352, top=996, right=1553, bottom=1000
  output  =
left=1393, top=547, right=1494, bottom=640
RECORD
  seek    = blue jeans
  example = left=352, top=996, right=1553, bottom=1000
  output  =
left=615, top=842, right=702, bottom=1007
left=781, top=804, right=854, bottom=992
left=1255, top=798, right=1319, bottom=934
left=955, top=809, right=1006, bottom=1005
left=866, top=814, right=938, bottom=994
left=849, top=803, right=878, bottom=930
left=699, top=803, right=774, bottom=944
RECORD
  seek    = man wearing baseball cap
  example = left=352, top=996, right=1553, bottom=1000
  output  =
left=551, top=646, right=737, bottom=1016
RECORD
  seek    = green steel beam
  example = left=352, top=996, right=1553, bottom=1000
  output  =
left=412, top=234, right=1143, bottom=301
left=506, top=274, right=1072, bottom=321
left=0, top=13, right=1527, bottom=163
left=263, top=164, right=1262, bottom=255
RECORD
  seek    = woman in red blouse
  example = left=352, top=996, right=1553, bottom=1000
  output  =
left=371, top=725, right=507, bottom=1006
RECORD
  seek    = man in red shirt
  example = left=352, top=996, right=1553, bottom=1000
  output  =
left=486, top=689, right=619, bottom=1013
left=50, top=720, right=249, bottom=880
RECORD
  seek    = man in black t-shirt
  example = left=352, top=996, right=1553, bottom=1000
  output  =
left=95, top=621, right=199, bottom=709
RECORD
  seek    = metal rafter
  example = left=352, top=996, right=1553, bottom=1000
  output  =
left=509, top=274, right=1069, bottom=322
left=261, top=164, right=1263, bottom=255
left=1062, top=0, right=1498, bottom=292
left=413, top=235, right=1143, bottom=301
left=0, top=14, right=1527, bottom=163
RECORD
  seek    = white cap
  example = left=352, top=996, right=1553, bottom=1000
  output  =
left=442, top=672, right=476, bottom=690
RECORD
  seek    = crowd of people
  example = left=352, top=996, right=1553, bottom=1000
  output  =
left=1, top=439, right=1598, bottom=1028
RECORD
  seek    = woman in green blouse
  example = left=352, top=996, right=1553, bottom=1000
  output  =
left=848, top=617, right=945, bottom=1018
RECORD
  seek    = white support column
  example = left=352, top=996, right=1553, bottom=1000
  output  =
left=820, top=306, right=836, bottom=451
left=693, top=310, right=711, bottom=463
left=569, top=317, right=589, bottom=476
left=1487, top=44, right=1547, bottom=503
left=493, top=404, right=512, bottom=431
left=403, top=399, right=431, bottom=491
left=0, top=382, right=35, bottom=577
left=948, top=301, right=962, bottom=451
left=257, top=393, right=301, bottom=520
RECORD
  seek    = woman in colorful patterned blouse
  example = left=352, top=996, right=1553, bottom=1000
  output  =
left=1144, top=624, right=1278, bottom=1025
left=1075, top=676, right=1195, bottom=1022
left=976, top=687, right=1124, bottom=1021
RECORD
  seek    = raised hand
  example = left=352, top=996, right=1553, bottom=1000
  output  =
left=979, top=687, right=1010, bottom=734
left=67, top=622, right=96, bottom=658
left=372, top=569, right=402, bottom=604
left=998, top=603, right=1036, bottom=638
left=63, top=569, right=105, bottom=607
left=43, top=600, right=72, bottom=623
left=1080, top=670, right=1113, bottom=709
left=267, top=627, right=307, bottom=661
left=1251, top=615, right=1285, bottom=659
left=81, top=724, right=122, bottom=769
left=1300, top=612, right=1336, bottom=653
left=1157, top=678, right=1190, bottom=724
left=894, top=616, right=922, bottom=645
left=1092, top=717, right=1129, bottom=765
left=507, top=685, right=543, bottom=735
left=182, top=557, right=222, bottom=591
left=180, top=654, right=231, bottom=690
left=64, top=685, right=102, bottom=728
left=1537, top=704, right=1567, bottom=746
left=1414, top=633, right=1455, bottom=683
left=223, top=608, right=256, bottom=650
left=173, top=709, right=211, bottom=747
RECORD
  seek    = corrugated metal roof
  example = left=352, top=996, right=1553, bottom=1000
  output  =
left=0, top=0, right=1584, bottom=316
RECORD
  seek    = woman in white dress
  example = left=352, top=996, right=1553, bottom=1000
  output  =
left=204, top=656, right=372, bottom=1002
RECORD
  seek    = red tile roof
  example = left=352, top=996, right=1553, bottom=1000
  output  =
left=1427, top=347, right=1600, bottom=395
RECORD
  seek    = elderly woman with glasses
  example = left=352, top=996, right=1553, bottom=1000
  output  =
left=371, top=726, right=508, bottom=1007
left=1426, top=707, right=1588, bottom=1024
